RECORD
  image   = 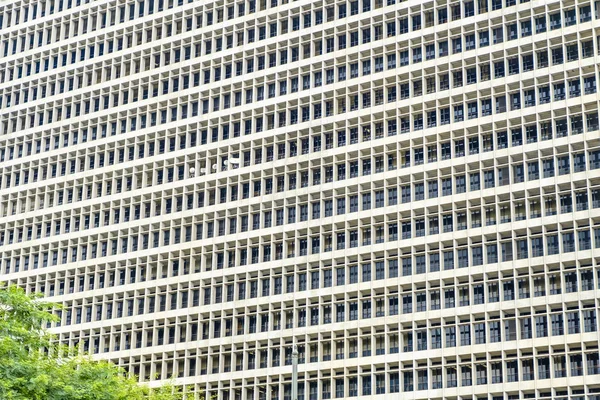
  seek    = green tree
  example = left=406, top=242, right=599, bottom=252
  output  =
left=0, top=284, right=189, bottom=400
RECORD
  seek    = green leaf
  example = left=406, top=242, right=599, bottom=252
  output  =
left=0, top=284, right=197, bottom=400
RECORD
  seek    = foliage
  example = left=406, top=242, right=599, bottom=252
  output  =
left=0, top=284, right=188, bottom=400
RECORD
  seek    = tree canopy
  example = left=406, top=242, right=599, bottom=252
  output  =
left=0, top=284, right=186, bottom=400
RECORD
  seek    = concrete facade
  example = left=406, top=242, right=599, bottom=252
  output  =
left=1, top=0, right=600, bottom=398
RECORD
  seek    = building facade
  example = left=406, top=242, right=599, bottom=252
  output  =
left=1, top=0, right=600, bottom=399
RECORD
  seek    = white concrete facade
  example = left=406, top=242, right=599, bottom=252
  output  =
left=1, top=0, right=600, bottom=399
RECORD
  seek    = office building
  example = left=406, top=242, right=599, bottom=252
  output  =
left=1, top=0, right=600, bottom=399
